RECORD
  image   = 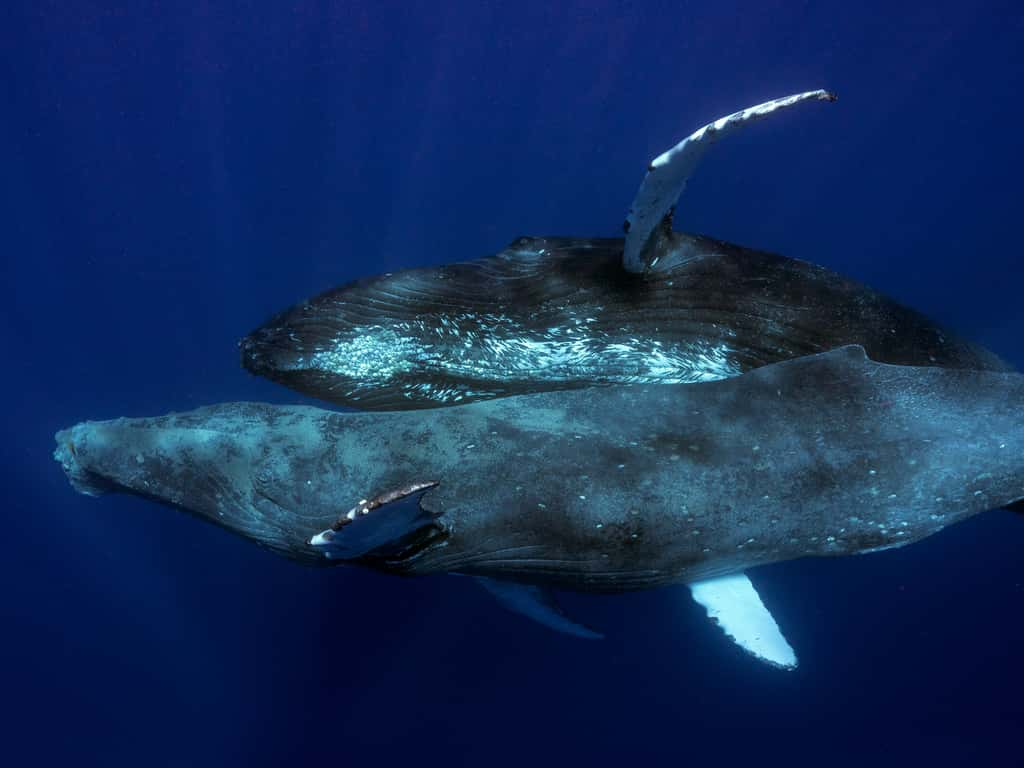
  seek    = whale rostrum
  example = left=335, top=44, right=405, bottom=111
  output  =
left=55, top=348, right=1024, bottom=668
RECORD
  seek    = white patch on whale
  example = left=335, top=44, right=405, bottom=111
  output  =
left=689, top=572, right=798, bottom=670
left=299, top=314, right=740, bottom=405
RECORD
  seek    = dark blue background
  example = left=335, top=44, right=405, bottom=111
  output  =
left=4, top=1, right=1023, bottom=765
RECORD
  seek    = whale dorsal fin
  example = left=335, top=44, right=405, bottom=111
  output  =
left=688, top=572, right=798, bottom=670
left=475, top=577, right=603, bottom=639
left=623, top=89, right=836, bottom=274
left=309, top=480, right=440, bottom=559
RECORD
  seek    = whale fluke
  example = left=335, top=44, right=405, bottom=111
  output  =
left=623, top=89, right=836, bottom=273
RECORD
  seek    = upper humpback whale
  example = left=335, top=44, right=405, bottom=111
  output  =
left=240, top=90, right=1007, bottom=410
left=56, top=348, right=1024, bottom=668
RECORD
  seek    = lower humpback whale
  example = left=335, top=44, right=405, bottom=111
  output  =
left=55, top=348, right=1024, bottom=668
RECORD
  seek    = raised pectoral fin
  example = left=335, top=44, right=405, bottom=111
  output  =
left=624, top=89, right=836, bottom=273
left=309, top=481, right=440, bottom=560
left=688, top=572, right=798, bottom=670
left=475, top=577, right=603, bottom=640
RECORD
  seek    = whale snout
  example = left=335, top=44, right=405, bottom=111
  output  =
left=239, top=300, right=360, bottom=384
left=239, top=322, right=365, bottom=405
left=54, top=417, right=207, bottom=508
left=240, top=302, right=442, bottom=409
left=54, top=423, right=120, bottom=498
left=53, top=407, right=345, bottom=564
left=239, top=325, right=300, bottom=377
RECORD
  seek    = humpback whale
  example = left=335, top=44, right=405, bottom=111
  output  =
left=55, top=348, right=1024, bottom=668
left=240, top=91, right=1007, bottom=410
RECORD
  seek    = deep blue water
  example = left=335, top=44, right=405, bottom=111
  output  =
left=4, top=1, right=1024, bottom=765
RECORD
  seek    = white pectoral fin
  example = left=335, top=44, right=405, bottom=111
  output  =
left=623, top=89, right=836, bottom=273
left=688, top=572, right=798, bottom=670
left=475, top=577, right=603, bottom=640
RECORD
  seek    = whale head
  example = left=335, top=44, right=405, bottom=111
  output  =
left=239, top=284, right=473, bottom=411
left=53, top=403, right=452, bottom=567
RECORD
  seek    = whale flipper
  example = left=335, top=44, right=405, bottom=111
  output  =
left=689, top=573, right=798, bottom=670
left=309, top=481, right=441, bottom=559
left=475, top=577, right=603, bottom=640
left=624, top=89, right=836, bottom=273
